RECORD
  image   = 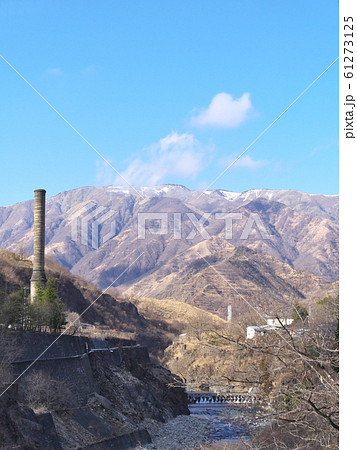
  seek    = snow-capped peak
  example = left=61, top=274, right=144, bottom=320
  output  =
left=107, top=184, right=190, bottom=196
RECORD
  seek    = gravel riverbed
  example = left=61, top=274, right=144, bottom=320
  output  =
left=137, top=405, right=271, bottom=450
left=138, top=414, right=213, bottom=450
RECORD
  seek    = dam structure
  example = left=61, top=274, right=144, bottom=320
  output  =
left=187, top=392, right=259, bottom=404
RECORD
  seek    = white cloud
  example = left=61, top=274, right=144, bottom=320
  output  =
left=115, top=132, right=213, bottom=186
left=46, top=67, right=64, bottom=76
left=220, top=154, right=268, bottom=170
left=233, top=155, right=267, bottom=169
left=190, top=92, right=252, bottom=128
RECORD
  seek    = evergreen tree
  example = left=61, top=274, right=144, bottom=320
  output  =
left=0, top=281, right=65, bottom=333
left=292, top=301, right=309, bottom=323
left=0, top=287, right=29, bottom=328
left=31, top=279, right=66, bottom=332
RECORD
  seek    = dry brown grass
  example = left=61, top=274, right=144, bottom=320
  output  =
left=131, top=296, right=227, bottom=329
left=0, top=249, right=32, bottom=265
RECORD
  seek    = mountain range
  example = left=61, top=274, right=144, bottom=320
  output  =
left=0, top=185, right=338, bottom=316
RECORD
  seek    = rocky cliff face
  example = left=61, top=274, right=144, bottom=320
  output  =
left=1, top=331, right=188, bottom=449
left=0, top=389, right=62, bottom=450
left=0, top=251, right=189, bottom=449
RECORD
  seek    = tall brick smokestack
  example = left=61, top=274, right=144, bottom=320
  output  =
left=30, top=189, right=47, bottom=302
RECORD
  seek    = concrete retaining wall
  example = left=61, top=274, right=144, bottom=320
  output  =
left=8, top=331, right=147, bottom=406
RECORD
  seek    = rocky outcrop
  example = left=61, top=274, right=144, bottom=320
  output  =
left=0, top=389, right=62, bottom=449
left=1, top=331, right=188, bottom=449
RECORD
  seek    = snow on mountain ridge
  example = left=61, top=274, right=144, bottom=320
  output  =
left=107, top=184, right=190, bottom=196
left=201, top=188, right=338, bottom=202
left=105, top=185, right=338, bottom=203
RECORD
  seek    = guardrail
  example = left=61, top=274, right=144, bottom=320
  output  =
left=10, top=344, right=141, bottom=365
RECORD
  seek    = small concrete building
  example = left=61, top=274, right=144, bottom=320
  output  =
left=246, top=325, right=276, bottom=339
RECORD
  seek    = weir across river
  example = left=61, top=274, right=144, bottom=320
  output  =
left=187, top=392, right=259, bottom=404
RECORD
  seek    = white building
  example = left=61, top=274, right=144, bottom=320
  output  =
left=266, top=317, right=293, bottom=327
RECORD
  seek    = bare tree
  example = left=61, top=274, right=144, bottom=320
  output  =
left=216, top=298, right=339, bottom=448
left=20, top=370, right=74, bottom=412
left=166, top=293, right=339, bottom=448
left=65, top=310, right=81, bottom=335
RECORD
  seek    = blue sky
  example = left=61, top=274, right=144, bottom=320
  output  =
left=0, top=0, right=338, bottom=205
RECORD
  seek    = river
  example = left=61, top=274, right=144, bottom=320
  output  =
left=142, top=400, right=270, bottom=449
left=189, top=403, right=269, bottom=446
